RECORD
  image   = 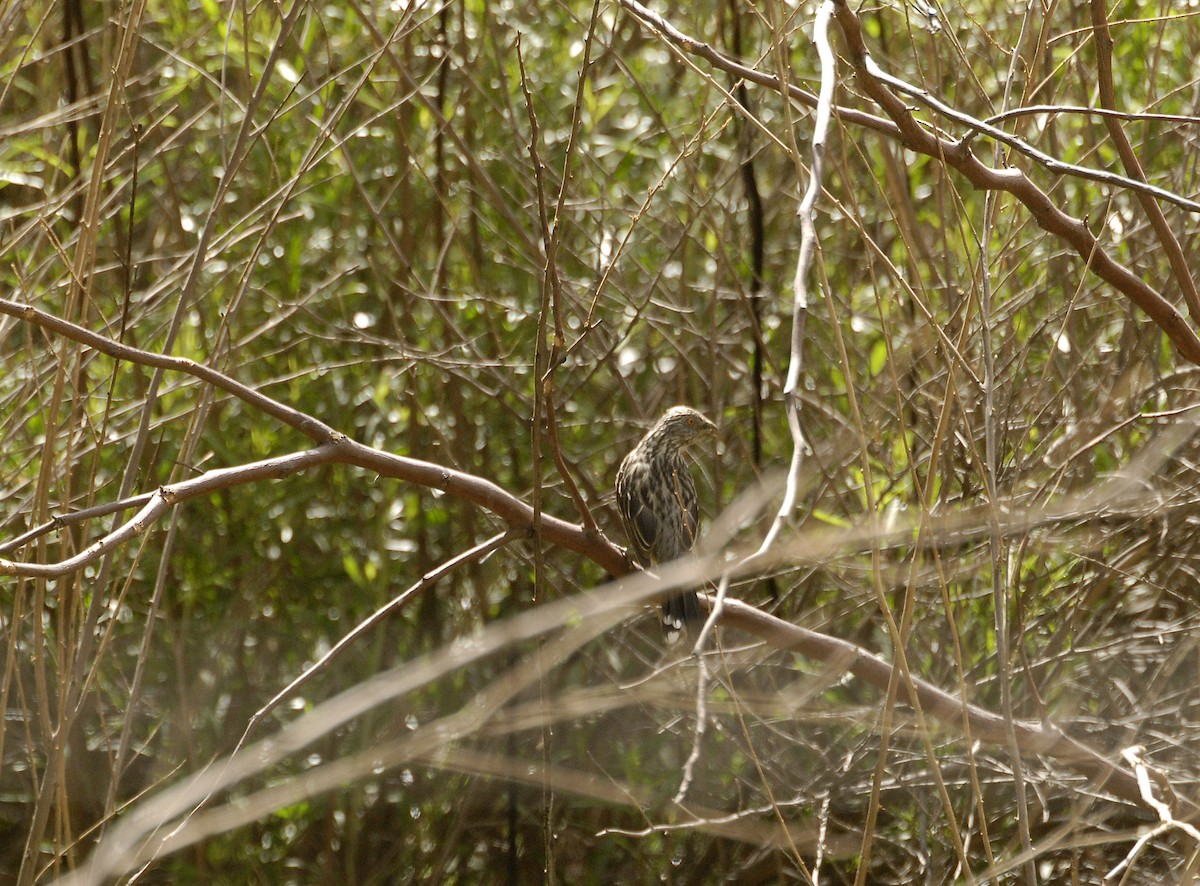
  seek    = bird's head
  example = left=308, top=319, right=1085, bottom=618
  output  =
left=653, top=406, right=717, bottom=448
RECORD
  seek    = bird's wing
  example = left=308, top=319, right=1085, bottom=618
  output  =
left=682, top=478, right=699, bottom=546
left=616, top=465, right=659, bottom=564
left=669, top=466, right=699, bottom=551
left=627, top=495, right=661, bottom=561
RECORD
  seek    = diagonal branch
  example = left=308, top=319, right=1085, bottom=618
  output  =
left=49, top=560, right=1200, bottom=886
left=617, top=0, right=1200, bottom=214
left=615, top=0, right=1200, bottom=365
left=1088, top=0, right=1200, bottom=322
left=0, top=299, right=339, bottom=443
left=714, top=596, right=1200, bottom=819
left=0, top=298, right=628, bottom=579
left=828, top=0, right=1200, bottom=365
left=0, top=446, right=344, bottom=578
left=860, top=50, right=1200, bottom=215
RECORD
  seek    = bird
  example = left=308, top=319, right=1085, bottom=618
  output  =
left=615, top=405, right=717, bottom=637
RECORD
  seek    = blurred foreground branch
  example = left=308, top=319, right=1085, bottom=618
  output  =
left=1, top=297, right=1191, bottom=879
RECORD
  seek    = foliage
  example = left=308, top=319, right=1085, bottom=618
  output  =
left=3, top=0, right=1200, bottom=883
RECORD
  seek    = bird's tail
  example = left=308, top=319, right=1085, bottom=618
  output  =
left=662, top=591, right=704, bottom=639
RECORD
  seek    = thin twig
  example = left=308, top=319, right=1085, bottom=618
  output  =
left=678, top=8, right=830, bottom=872
left=247, top=530, right=520, bottom=733
left=1103, top=747, right=1200, bottom=884
left=0, top=299, right=340, bottom=443
left=531, top=0, right=604, bottom=536
left=983, top=6, right=1039, bottom=880
left=984, top=103, right=1200, bottom=129
left=871, top=58, right=1200, bottom=215
left=0, top=492, right=155, bottom=555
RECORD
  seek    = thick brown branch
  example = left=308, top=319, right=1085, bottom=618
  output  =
left=828, top=0, right=1200, bottom=365
left=0, top=434, right=628, bottom=580
left=714, top=597, right=1199, bottom=819
left=338, top=441, right=626, bottom=574
left=620, top=0, right=1200, bottom=213
left=0, top=299, right=628, bottom=578
left=1089, top=0, right=1200, bottom=322
left=615, top=0, right=1200, bottom=365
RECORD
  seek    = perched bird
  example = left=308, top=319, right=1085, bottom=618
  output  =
left=615, top=406, right=717, bottom=636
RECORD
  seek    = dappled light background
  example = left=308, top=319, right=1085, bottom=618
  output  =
left=3, top=0, right=1200, bottom=881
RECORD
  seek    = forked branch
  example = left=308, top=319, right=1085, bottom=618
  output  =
left=616, top=0, right=1200, bottom=364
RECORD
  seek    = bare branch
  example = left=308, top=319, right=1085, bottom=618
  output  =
left=0, top=447, right=345, bottom=578
left=246, top=529, right=523, bottom=732
left=864, top=52, right=1200, bottom=216
left=1089, top=0, right=1200, bottom=321
left=0, top=301, right=626, bottom=578
left=4, top=287, right=1193, bottom=848
left=712, top=597, right=1197, bottom=818
left=829, top=0, right=1200, bottom=364
left=615, top=0, right=1200, bottom=365
left=52, top=562, right=1197, bottom=886
left=517, top=35, right=600, bottom=536
left=618, top=0, right=1200, bottom=214
left=984, top=104, right=1200, bottom=129
left=0, top=299, right=340, bottom=443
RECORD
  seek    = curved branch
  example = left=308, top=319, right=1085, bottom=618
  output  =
left=864, top=56, right=1200, bottom=215
left=714, top=597, right=1199, bottom=819
left=0, top=299, right=629, bottom=579
left=618, top=0, right=1200, bottom=214
left=0, top=298, right=340, bottom=443
left=617, top=0, right=900, bottom=139
left=984, top=104, right=1200, bottom=130
left=0, top=433, right=628, bottom=580
left=829, top=0, right=1200, bottom=364
left=338, top=441, right=626, bottom=574
left=615, top=0, right=1200, bottom=365
left=0, top=491, right=155, bottom=556
left=0, top=447, right=346, bottom=578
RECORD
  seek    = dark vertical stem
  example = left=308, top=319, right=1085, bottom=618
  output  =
left=725, top=0, right=776, bottom=600
left=742, top=110, right=766, bottom=467
left=119, top=125, right=140, bottom=342
left=61, top=0, right=88, bottom=221
left=433, top=3, right=450, bottom=293
left=725, top=0, right=766, bottom=467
